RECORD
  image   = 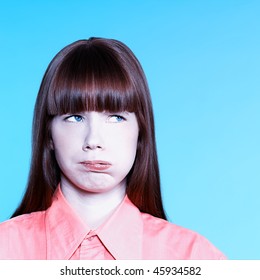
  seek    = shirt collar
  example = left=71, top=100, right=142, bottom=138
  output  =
left=96, top=194, right=143, bottom=259
left=45, top=186, right=143, bottom=259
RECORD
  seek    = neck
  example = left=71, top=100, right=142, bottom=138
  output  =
left=60, top=181, right=126, bottom=229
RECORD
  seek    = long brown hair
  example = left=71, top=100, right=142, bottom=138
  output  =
left=12, top=38, right=167, bottom=220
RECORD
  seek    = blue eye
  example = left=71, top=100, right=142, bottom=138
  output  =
left=65, top=115, right=83, bottom=122
left=108, top=115, right=126, bottom=123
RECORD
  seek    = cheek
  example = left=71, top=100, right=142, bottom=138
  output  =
left=112, top=133, right=138, bottom=162
left=52, top=145, right=67, bottom=169
left=51, top=136, right=77, bottom=168
left=52, top=127, right=81, bottom=152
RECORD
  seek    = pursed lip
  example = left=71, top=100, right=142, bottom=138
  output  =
left=79, top=160, right=112, bottom=172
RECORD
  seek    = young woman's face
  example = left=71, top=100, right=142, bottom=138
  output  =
left=51, top=111, right=139, bottom=193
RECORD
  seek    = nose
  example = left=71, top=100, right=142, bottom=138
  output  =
left=82, top=114, right=104, bottom=151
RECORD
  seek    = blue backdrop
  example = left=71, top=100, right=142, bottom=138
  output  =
left=0, top=0, right=259, bottom=259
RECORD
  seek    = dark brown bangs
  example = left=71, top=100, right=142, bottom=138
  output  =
left=47, top=43, right=138, bottom=115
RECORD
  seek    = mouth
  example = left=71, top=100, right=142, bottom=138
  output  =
left=80, top=160, right=112, bottom=172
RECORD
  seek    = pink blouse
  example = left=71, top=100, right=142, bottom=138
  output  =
left=0, top=187, right=226, bottom=260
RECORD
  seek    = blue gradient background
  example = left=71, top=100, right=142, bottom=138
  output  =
left=0, top=1, right=259, bottom=259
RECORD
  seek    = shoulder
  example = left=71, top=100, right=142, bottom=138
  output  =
left=140, top=212, right=226, bottom=260
left=0, top=211, right=46, bottom=259
left=0, top=211, right=45, bottom=233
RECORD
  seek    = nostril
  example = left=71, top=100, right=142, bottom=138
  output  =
left=82, top=145, right=89, bottom=151
left=82, top=144, right=103, bottom=151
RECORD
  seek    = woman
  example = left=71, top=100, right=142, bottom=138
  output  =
left=0, top=38, right=226, bottom=259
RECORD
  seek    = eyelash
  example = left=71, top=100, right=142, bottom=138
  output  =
left=64, top=115, right=83, bottom=122
left=108, top=115, right=126, bottom=122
